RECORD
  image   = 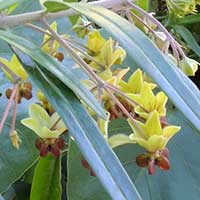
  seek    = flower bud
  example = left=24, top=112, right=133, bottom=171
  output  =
left=156, top=155, right=170, bottom=170
left=136, top=154, right=149, bottom=167
left=179, top=57, right=199, bottom=76
left=10, top=130, right=22, bottom=150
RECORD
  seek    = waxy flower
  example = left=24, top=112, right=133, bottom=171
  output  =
left=87, top=29, right=106, bottom=55
left=128, top=111, right=180, bottom=153
left=87, top=30, right=126, bottom=71
left=166, top=0, right=197, bottom=17
left=21, top=104, right=66, bottom=139
left=21, top=104, right=67, bottom=157
left=119, top=69, right=156, bottom=94
left=128, top=82, right=167, bottom=119
left=179, top=57, right=199, bottom=76
left=42, top=22, right=60, bottom=55
left=0, top=55, right=28, bottom=82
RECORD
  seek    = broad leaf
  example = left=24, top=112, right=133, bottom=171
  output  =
left=30, top=155, right=61, bottom=200
left=0, top=30, right=106, bottom=119
left=63, top=3, right=200, bottom=131
left=14, top=49, right=142, bottom=200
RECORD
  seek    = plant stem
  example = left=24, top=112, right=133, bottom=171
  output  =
left=10, top=84, right=19, bottom=134
left=0, top=0, right=127, bottom=28
left=0, top=84, right=18, bottom=134
left=42, top=18, right=103, bottom=85
left=0, top=61, right=21, bottom=83
left=126, top=0, right=186, bottom=59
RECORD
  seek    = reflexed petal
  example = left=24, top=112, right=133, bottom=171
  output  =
left=21, top=118, right=41, bottom=137
left=148, top=135, right=165, bottom=152
left=128, top=119, right=147, bottom=139
left=109, top=134, right=135, bottom=148
left=140, top=83, right=156, bottom=111
left=40, top=127, right=61, bottom=139
left=128, top=69, right=143, bottom=94
left=87, top=29, right=106, bottom=54
left=29, top=104, right=50, bottom=128
left=134, top=106, right=149, bottom=119
left=163, top=126, right=181, bottom=139
left=130, top=135, right=149, bottom=150
left=155, top=92, right=168, bottom=115
left=144, top=111, right=162, bottom=137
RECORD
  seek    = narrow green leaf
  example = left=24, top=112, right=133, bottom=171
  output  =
left=44, top=1, right=69, bottom=13
left=176, top=13, right=200, bottom=24
left=14, top=49, right=142, bottom=200
left=0, top=30, right=106, bottom=119
left=0, top=0, right=25, bottom=11
left=136, top=0, right=149, bottom=11
left=30, top=155, right=61, bottom=200
left=174, top=25, right=200, bottom=57
left=64, top=3, right=200, bottom=131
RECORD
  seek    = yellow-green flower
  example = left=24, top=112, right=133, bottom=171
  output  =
left=87, top=29, right=106, bottom=55
left=119, top=69, right=156, bottom=94
left=128, top=82, right=167, bottom=119
left=42, top=21, right=60, bottom=55
left=21, top=104, right=66, bottom=139
left=0, top=54, right=28, bottom=82
left=128, top=111, right=180, bottom=152
left=179, top=57, right=199, bottom=76
left=167, top=0, right=197, bottom=17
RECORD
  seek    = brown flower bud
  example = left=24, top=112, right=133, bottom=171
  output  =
left=156, top=155, right=170, bottom=170
left=55, top=52, right=64, bottom=62
left=136, top=154, right=149, bottom=167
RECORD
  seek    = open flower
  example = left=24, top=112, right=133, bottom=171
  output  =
left=128, top=82, right=167, bottom=119
left=87, top=29, right=106, bottom=55
left=21, top=104, right=66, bottom=139
left=119, top=69, right=156, bottom=94
left=128, top=111, right=180, bottom=153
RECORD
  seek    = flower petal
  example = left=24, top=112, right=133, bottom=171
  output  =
left=29, top=104, right=50, bottom=128
left=144, top=111, right=162, bottom=137
left=21, top=118, right=41, bottom=137
left=148, top=135, right=165, bottom=152
left=128, top=69, right=143, bottom=94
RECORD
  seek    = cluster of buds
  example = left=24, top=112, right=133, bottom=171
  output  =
left=35, top=137, right=65, bottom=157
left=136, top=148, right=170, bottom=174
left=166, top=0, right=199, bottom=18
left=21, top=104, right=67, bottom=157
left=6, top=82, right=32, bottom=103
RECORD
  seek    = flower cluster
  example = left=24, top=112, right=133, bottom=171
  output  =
left=166, top=0, right=200, bottom=18
left=81, top=29, right=181, bottom=174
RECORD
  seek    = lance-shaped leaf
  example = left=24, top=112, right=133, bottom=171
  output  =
left=30, top=155, right=62, bottom=200
left=14, top=48, right=142, bottom=200
left=0, top=30, right=106, bottom=119
left=63, top=2, right=200, bottom=131
left=0, top=0, right=25, bottom=12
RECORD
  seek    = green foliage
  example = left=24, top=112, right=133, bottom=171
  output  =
left=30, top=155, right=61, bottom=200
left=0, top=0, right=200, bottom=199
